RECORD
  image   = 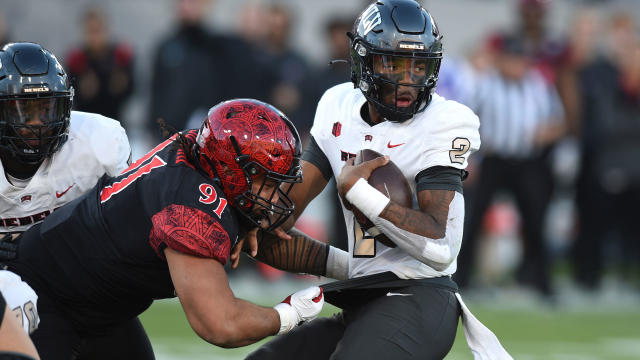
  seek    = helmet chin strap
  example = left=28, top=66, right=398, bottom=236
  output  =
left=0, top=148, right=43, bottom=180
left=368, top=89, right=431, bottom=123
left=373, top=101, right=414, bottom=122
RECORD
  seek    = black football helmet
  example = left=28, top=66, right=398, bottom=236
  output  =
left=349, top=0, right=443, bottom=122
left=0, top=42, right=73, bottom=164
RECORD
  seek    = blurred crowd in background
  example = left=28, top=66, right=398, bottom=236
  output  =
left=1, top=0, right=639, bottom=300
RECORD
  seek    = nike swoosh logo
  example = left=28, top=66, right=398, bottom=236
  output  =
left=386, top=292, right=413, bottom=297
left=387, top=142, right=405, bottom=148
left=56, top=184, right=75, bottom=198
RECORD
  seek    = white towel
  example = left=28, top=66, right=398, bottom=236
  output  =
left=455, top=293, right=513, bottom=360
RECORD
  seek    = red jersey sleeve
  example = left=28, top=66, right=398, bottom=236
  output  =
left=149, top=204, right=231, bottom=264
left=66, top=48, right=87, bottom=74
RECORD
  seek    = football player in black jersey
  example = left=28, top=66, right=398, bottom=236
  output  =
left=2, top=99, right=324, bottom=359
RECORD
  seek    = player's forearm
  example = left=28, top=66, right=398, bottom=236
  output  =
left=373, top=194, right=466, bottom=270
left=206, top=299, right=280, bottom=348
left=0, top=305, right=40, bottom=359
left=379, top=201, right=447, bottom=239
left=345, top=178, right=451, bottom=238
left=372, top=216, right=458, bottom=271
left=346, top=179, right=460, bottom=269
left=255, top=228, right=329, bottom=276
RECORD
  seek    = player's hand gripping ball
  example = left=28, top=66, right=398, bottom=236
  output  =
left=351, top=149, right=412, bottom=248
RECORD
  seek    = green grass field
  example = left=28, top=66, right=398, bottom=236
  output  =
left=139, top=276, right=640, bottom=360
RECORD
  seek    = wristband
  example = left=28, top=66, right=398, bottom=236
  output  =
left=345, top=178, right=390, bottom=220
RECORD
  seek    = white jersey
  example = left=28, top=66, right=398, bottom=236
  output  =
left=0, top=270, right=39, bottom=334
left=0, top=111, right=131, bottom=233
left=311, top=83, right=480, bottom=279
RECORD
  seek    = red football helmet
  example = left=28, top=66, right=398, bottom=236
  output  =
left=195, top=99, right=302, bottom=230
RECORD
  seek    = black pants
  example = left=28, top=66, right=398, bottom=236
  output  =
left=247, top=285, right=460, bottom=360
left=573, top=161, right=640, bottom=288
left=30, top=292, right=154, bottom=360
left=456, top=155, right=553, bottom=294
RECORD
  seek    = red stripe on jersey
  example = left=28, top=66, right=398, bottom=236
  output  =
left=100, top=156, right=167, bottom=203
left=121, top=134, right=177, bottom=175
left=149, top=204, right=231, bottom=264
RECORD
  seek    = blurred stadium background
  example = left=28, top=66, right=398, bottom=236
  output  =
left=2, top=0, right=639, bottom=358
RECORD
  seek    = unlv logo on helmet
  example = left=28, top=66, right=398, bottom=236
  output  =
left=361, top=4, right=382, bottom=36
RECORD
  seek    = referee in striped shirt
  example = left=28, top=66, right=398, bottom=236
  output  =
left=456, top=35, right=565, bottom=296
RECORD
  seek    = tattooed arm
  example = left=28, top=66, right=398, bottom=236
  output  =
left=371, top=188, right=464, bottom=271
left=337, top=157, right=464, bottom=271
left=379, top=189, right=454, bottom=239
left=254, top=228, right=349, bottom=278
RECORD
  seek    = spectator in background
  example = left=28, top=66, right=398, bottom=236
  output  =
left=299, top=16, right=354, bottom=143
left=573, top=12, right=640, bottom=290
left=263, top=5, right=310, bottom=130
left=234, top=2, right=278, bottom=108
left=489, top=0, right=579, bottom=133
left=436, top=56, right=477, bottom=105
left=149, top=0, right=269, bottom=140
left=65, top=7, right=134, bottom=121
left=149, top=0, right=219, bottom=137
left=235, top=1, right=269, bottom=47
left=298, top=15, right=355, bottom=254
left=0, top=12, right=10, bottom=47
left=456, top=36, right=566, bottom=297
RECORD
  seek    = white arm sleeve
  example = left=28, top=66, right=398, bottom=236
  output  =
left=371, top=192, right=465, bottom=271
left=325, top=246, right=349, bottom=280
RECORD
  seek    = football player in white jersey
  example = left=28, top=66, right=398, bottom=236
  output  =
left=0, top=42, right=131, bottom=358
left=238, top=1, right=512, bottom=359
left=0, top=276, right=39, bottom=360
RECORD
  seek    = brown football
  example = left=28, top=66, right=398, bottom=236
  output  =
left=351, top=149, right=413, bottom=248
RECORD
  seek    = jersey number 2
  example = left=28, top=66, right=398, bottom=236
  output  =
left=449, top=137, right=471, bottom=165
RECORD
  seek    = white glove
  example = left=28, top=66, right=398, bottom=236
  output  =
left=273, top=286, right=324, bottom=335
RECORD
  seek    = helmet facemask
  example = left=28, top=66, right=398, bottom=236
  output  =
left=232, top=148, right=302, bottom=231
left=0, top=94, right=72, bottom=164
left=352, top=40, right=441, bottom=123
left=0, top=42, right=74, bottom=168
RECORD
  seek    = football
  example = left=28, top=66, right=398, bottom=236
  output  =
left=351, top=149, right=413, bottom=248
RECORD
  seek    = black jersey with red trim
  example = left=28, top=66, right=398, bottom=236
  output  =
left=8, top=131, right=238, bottom=333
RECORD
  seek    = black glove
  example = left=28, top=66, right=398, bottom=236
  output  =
left=0, top=232, right=20, bottom=261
